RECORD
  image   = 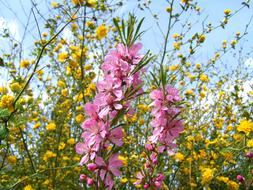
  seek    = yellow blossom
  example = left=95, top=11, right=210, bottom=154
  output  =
left=200, top=74, right=209, bottom=82
left=43, top=150, right=56, bottom=161
left=247, top=139, right=253, bottom=148
left=58, top=52, right=69, bottom=63
left=174, top=152, right=185, bottom=162
left=198, top=34, right=206, bottom=43
left=237, top=119, right=253, bottom=135
left=75, top=114, right=85, bottom=123
left=33, top=122, right=41, bottom=129
left=224, top=9, right=231, bottom=16
left=46, top=122, right=56, bottom=131
left=58, top=142, right=66, bottom=150
left=227, top=180, right=239, bottom=190
left=7, top=155, right=17, bottom=164
left=173, top=42, right=181, bottom=50
left=51, top=2, right=59, bottom=8
left=24, top=185, right=34, bottom=190
left=0, top=95, right=14, bottom=112
left=67, top=138, right=75, bottom=145
left=120, top=178, right=128, bottom=184
left=96, top=24, right=108, bottom=40
left=201, top=168, right=214, bottom=184
left=20, top=60, right=30, bottom=68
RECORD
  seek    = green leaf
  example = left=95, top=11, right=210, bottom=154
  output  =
left=0, top=124, right=9, bottom=140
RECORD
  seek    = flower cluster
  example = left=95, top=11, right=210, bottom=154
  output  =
left=149, top=86, right=183, bottom=150
left=134, top=85, right=183, bottom=189
left=76, top=43, right=144, bottom=189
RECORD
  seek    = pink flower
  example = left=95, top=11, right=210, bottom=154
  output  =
left=166, top=86, right=181, bottom=103
left=81, top=119, right=108, bottom=149
left=95, top=154, right=123, bottom=190
left=107, top=127, right=124, bottom=146
left=236, top=175, right=245, bottom=183
left=75, top=142, right=96, bottom=165
left=87, top=163, right=98, bottom=171
left=115, top=43, right=143, bottom=65
left=134, top=172, right=144, bottom=186
left=84, top=103, right=99, bottom=120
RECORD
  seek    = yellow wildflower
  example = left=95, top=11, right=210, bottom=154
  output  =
left=58, top=52, right=68, bottom=63
left=7, top=155, right=17, bottom=164
left=120, top=178, right=128, bottom=184
left=201, top=168, right=214, bottom=184
left=0, top=95, right=14, bottom=112
left=43, top=150, right=56, bottom=161
left=224, top=9, right=231, bottom=16
left=75, top=114, right=85, bottom=123
left=58, top=142, right=66, bottom=150
left=174, top=152, right=185, bottom=162
left=237, top=119, right=253, bottom=135
left=227, top=180, right=239, bottom=190
left=24, top=185, right=34, bottom=190
left=20, top=60, right=30, bottom=68
left=247, top=139, right=253, bottom=148
left=200, top=74, right=209, bottom=82
left=67, top=138, right=75, bottom=145
left=96, top=24, right=108, bottom=40
left=46, top=122, right=56, bottom=131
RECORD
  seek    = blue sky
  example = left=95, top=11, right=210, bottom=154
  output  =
left=0, top=0, right=253, bottom=79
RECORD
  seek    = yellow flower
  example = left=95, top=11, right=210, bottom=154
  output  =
left=169, top=64, right=179, bottom=71
left=247, top=139, right=253, bottom=148
left=185, top=89, right=194, bottom=96
left=96, top=24, right=108, bottom=40
left=120, top=177, right=128, bottom=184
left=84, top=64, right=93, bottom=71
left=67, top=138, right=75, bottom=145
left=174, top=152, right=185, bottom=162
left=216, top=176, right=229, bottom=183
left=20, top=60, right=30, bottom=68
left=7, top=155, right=17, bottom=164
left=0, top=95, right=14, bottom=112
left=172, top=33, right=179, bottom=39
left=0, top=86, right=8, bottom=94
left=33, top=122, right=41, bottom=129
left=198, top=34, right=206, bottom=43
left=173, top=42, right=181, bottom=50
left=58, top=52, right=68, bottom=63
left=10, top=82, right=22, bottom=92
left=58, top=142, right=66, bottom=150
left=237, top=119, right=253, bottom=135
left=201, top=168, right=214, bottom=184
left=75, top=114, right=85, bottom=123
left=51, top=2, right=59, bottom=8
left=43, top=150, right=56, bottom=161
left=224, top=9, right=231, bottom=16
left=46, top=122, right=56, bottom=131
left=24, top=185, right=34, bottom=190
left=227, top=180, right=239, bottom=190
left=57, top=80, right=66, bottom=88
left=200, top=74, right=209, bottom=82
left=71, top=0, right=84, bottom=6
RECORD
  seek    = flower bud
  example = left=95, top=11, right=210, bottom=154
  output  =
left=246, top=152, right=253, bottom=158
left=143, top=184, right=149, bottom=189
left=87, top=163, right=97, bottom=171
left=79, top=174, right=87, bottom=182
left=87, top=177, right=94, bottom=186
left=236, top=175, right=245, bottom=183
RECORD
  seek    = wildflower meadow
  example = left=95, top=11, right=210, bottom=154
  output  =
left=0, top=0, right=253, bottom=189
